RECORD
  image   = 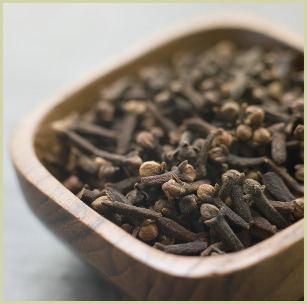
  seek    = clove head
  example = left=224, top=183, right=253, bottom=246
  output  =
left=235, top=124, right=253, bottom=141
left=177, top=160, right=197, bottom=182
left=153, top=199, right=169, bottom=213
left=243, top=178, right=264, bottom=196
left=162, top=178, right=184, bottom=200
left=179, top=195, right=198, bottom=214
left=244, top=105, right=265, bottom=126
left=222, top=169, right=244, bottom=183
left=213, top=130, right=234, bottom=147
left=208, top=145, right=229, bottom=162
left=220, top=101, right=240, bottom=122
left=124, top=154, right=143, bottom=172
left=253, top=127, right=271, bottom=145
left=136, top=131, right=156, bottom=150
left=138, top=220, right=159, bottom=242
left=197, top=184, right=216, bottom=199
left=200, top=204, right=219, bottom=222
left=139, top=161, right=164, bottom=177
left=293, top=124, right=304, bottom=140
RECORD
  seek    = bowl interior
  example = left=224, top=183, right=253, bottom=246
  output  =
left=33, top=24, right=303, bottom=259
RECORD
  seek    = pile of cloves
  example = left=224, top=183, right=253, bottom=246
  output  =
left=47, top=40, right=304, bottom=256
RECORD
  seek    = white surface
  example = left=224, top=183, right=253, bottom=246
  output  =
left=3, top=3, right=304, bottom=300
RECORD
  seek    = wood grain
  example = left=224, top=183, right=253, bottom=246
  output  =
left=11, top=14, right=303, bottom=300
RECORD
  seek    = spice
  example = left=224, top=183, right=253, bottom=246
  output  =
left=139, top=161, right=165, bottom=177
left=243, top=179, right=288, bottom=228
left=104, top=188, right=132, bottom=205
left=156, top=216, right=197, bottom=242
left=76, top=187, right=102, bottom=205
left=48, top=40, right=303, bottom=257
left=162, top=176, right=205, bottom=200
left=178, top=194, right=205, bottom=232
left=141, top=160, right=196, bottom=185
left=197, top=184, right=249, bottom=229
left=92, top=198, right=161, bottom=220
left=194, top=129, right=222, bottom=178
left=201, top=206, right=244, bottom=252
left=261, top=172, right=295, bottom=202
left=52, top=120, right=143, bottom=174
left=200, top=241, right=227, bottom=257
left=126, top=185, right=147, bottom=205
left=138, top=220, right=159, bottom=242
left=249, top=210, right=277, bottom=240
left=219, top=170, right=253, bottom=224
left=154, top=241, right=208, bottom=255
left=105, top=175, right=141, bottom=193
left=269, top=123, right=287, bottom=165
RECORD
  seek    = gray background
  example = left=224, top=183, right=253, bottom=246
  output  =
left=3, top=3, right=304, bottom=301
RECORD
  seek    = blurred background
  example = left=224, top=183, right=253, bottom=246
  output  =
left=3, top=3, right=304, bottom=300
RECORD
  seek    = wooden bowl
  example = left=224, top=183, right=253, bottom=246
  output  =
left=11, top=14, right=304, bottom=300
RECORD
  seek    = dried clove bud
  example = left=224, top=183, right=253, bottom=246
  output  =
left=244, top=105, right=265, bottom=126
left=252, top=127, right=271, bottom=145
left=63, top=175, right=83, bottom=193
left=139, top=161, right=165, bottom=177
left=92, top=198, right=161, bottom=220
left=77, top=188, right=102, bottom=205
left=126, top=185, right=147, bottom=206
left=162, top=176, right=205, bottom=200
left=220, top=101, right=240, bottom=122
left=141, top=160, right=196, bottom=185
left=198, top=184, right=249, bottom=229
left=243, top=179, right=288, bottom=228
left=154, top=241, right=207, bottom=255
left=200, top=204, right=219, bottom=222
left=235, top=124, right=253, bottom=141
left=136, top=131, right=156, bottom=150
left=261, top=172, right=295, bottom=202
left=249, top=209, right=277, bottom=240
left=294, top=164, right=304, bottom=182
left=269, top=123, right=287, bottom=165
left=49, top=40, right=303, bottom=257
left=293, top=124, right=304, bottom=140
left=156, top=216, right=197, bottom=242
left=219, top=170, right=253, bottom=224
left=179, top=194, right=205, bottom=232
left=201, top=241, right=227, bottom=256
left=203, top=207, right=244, bottom=252
left=138, top=220, right=159, bottom=242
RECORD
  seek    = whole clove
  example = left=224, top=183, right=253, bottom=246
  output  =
left=77, top=188, right=102, bottom=205
left=261, top=172, right=295, bottom=202
left=201, top=205, right=244, bottom=252
left=269, top=123, right=287, bottom=165
left=197, top=184, right=250, bottom=229
left=200, top=241, right=227, bottom=257
left=249, top=209, right=277, bottom=240
left=156, top=216, right=198, bottom=242
left=243, top=179, right=289, bottom=228
left=137, top=220, right=159, bottom=242
left=92, top=198, right=161, bottom=220
left=141, top=160, right=196, bottom=185
left=154, top=241, right=207, bottom=255
left=219, top=170, right=253, bottom=224
left=48, top=40, right=303, bottom=257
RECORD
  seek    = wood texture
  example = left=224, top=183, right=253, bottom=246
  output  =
left=11, top=15, right=303, bottom=300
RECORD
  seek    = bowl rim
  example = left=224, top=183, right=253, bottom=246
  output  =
left=11, top=13, right=304, bottom=279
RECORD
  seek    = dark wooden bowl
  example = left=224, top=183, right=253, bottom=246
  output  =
left=11, top=15, right=304, bottom=300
